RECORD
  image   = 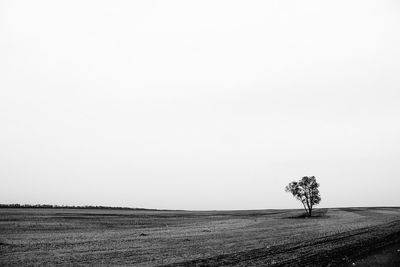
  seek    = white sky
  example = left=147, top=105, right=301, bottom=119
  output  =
left=1, top=0, right=400, bottom=210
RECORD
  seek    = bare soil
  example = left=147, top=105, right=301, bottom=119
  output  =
left=345, top=241, right=400, bottom=267
left=1, top=207, right=399, bottom=266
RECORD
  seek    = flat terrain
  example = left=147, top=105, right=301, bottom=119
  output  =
left=1, top=207, right=400, bottom=266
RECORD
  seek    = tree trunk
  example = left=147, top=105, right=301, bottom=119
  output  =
left=301, top=200, right=308, bottom=215
left=304, top=194, right=311, bottom=217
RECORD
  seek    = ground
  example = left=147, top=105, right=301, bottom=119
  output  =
left=1, top=207, right=400, bottom=266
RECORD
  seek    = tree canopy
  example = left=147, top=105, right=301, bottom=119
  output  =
left=285, top=176, right=321, bottom=217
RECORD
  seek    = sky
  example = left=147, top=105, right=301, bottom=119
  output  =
left=1, top=0, right=400, bottom=210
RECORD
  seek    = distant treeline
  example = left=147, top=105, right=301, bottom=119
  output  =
left=0, top=204, right=162, bottom=211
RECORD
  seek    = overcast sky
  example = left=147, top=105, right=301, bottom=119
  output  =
left=1, top=0, right=399, bottom=210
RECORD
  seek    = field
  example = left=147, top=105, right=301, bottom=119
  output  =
left=1, top=207, right=400, bottom=266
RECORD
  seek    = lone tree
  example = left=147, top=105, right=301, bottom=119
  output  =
left=285, top=176, right=321, bottom=217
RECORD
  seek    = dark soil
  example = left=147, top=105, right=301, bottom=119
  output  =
left=1, top=207, right=400, bottom=266
left=166, top=220, right=400, bottom=266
